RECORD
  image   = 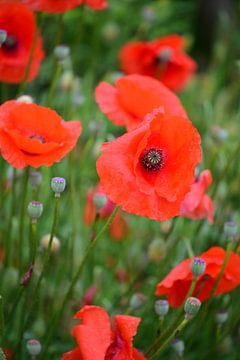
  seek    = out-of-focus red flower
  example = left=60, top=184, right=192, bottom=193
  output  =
left=95, top=74, right=187, bottom=131
left=21, top=0, right=107, bottom=13
left=155, top=247, right=240, bottom=307
left=61, top=305, right=146, bottom=360
left=119, top=35, right=196, bottom=92
left=84, top=184, right=129, bottom=241
left=180, top=170, right=213, bottom=224
left=0, top=100, right=82, bottom=168
left=0, top=1, right=44, bottom=83
left=3, top=349, right=12, bottom=360
left=97, top=108, right=201, bottom=221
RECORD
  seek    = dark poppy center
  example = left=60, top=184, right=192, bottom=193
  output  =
left=104, top=335, right=123, bottom=360
left=156, top=47, right=172, bottom=64
left=140, top=148, right=165, bottom=171
left=29, top=134, right=46, bottom=144
left=2, top=34, right=18, bottom=51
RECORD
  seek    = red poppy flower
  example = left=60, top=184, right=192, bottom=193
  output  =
left=0, top=1, right=44, bottom=83
left=180, top=169, right=213, bottom=223
left=3, top=349, right=12, bottom=360
left=21, top=0, right=107, bottom=13
left=61, top=305, right=146, bottom=360
left=84, top=184, right=129, bottom=241
left=155, top=247, right=240, bottom=307
left=0, top=100, right=82, bottom=168
left=119, top=35, right=197, bottom=91
left=96, top=108, right=201, bottom=221
left=95, top=74, right=187, bottom=131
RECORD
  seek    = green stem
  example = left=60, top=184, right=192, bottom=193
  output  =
left=149, top=318, right=189, bottom=359
left=145, top=277, right=197, bottom=357
left=4, top=169, right=16, bottom=267
left=29, top=221, right=37, bottom=265
left=210, top=241, right=232, bottom=300
left=17, top=14, right=40, bottom=96
left=46, top=63, right=62, bottom=107
left=18, top=168, right=30, bottom=277
left=40, top=206, right=120, bottom=358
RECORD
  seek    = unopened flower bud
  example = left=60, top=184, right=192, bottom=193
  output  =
left=154, top=299, right=169, bottom=318
left=171, top=338, right=185, bottom=357
left=54, top=44, right=70, bottom=62
left=16, top=95, right=34, bottom=103
left=29, top=172, right=42, bottom=189
left=129, top=293, right=147, bottom=311
left=20, top=264, right=34, bottom=286
left=0, top=348, right=6, bottom=360
left=190, top=257, right=206, bottom=278
left=27, top=201, right=43, bottom=222
left=184, top=297, right=201, bottom=319
left=224, top=221, right=237, bottom=241
left=211, top=126, right=228, bottom=144
left=60, top=71, right=74, bottom=91
left=40, top=234, right=60, bottom=253
left=93, top=193, right=108, bottom=211
left=26, top=339, right=41, bottom=357
left=51, top=177, right=66, bottom=197
left=215, top=310, right=228, bottom=325
left=0, top=29, right=7, bottom=46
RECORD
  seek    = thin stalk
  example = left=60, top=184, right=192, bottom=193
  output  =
left=29, top=221, right=37, bottom=265
left=4, top=169, right=16, bottom=267
left=40, top=206, right=120, bottom=358
left=145, top=277, right=197, bottom=357
left=18, top=168, right=30, bottom=276
left=149, top=318, right=189, bottom=359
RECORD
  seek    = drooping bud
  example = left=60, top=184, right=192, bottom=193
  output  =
left=224, top=221, right=237, bottom=242
left=184, top=297, right=201, bottom=319
left=171, top=338, right=185, bottom=357
left=29, top=172, right=42, bottom=190
left=20, top=264, right=34, bottom=286
left=93, top=193, right=108, bottom=211
left=154, top=299, right=169, bottom=319
left=0, top=30, right=7, bottom=46
left=54, top=44, right=70, bottom=62
left=129, top=293, right=147, bottom=311
left=51, top=177, right=66, bottom=197
left=190, top=257, right=206, bottom=278
left=26, top=339, right=41, bottom=357
left=215, top=310, right=228, bottom=325
left=27, top=201, right=43, bottom=222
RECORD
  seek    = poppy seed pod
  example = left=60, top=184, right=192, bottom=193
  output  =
left=51, top=177, right=66, bottom=197
left=129, top=293, right=147, bottom=311
left=0, top=348, right=6, bottom=360
left=29, top=172, right=42, bottom=189
left=26, top=339, right=41, bottom=357
left=17, top=95, right=34, bottom=104
left=93, top=193, right=108, bottom=211
left=224, top=221, right=237, bottom=241
left=171, top=338, right=185, bottom=357
left=154, top=299, right=169, bottom=318
left=215, top=310, right=228, bottom=325
left=190, top=257, right=206, bottom=278
left=27, top=201, right=43, bottom=221
left=54, top=44, right=70, bottom=62
left=184, top=297, right=201, bottom=319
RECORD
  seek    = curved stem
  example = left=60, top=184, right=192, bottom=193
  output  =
left=149, top=318, right=189, bottom=359
left=40, top=205, right=120, bottom=358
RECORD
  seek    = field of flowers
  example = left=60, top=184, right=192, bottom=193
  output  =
left=0, top=0, right=240, bottom=359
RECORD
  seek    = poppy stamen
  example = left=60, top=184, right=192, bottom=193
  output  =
left=140, top=148, right=165, bottom=171
left=29, top=134, right=46, bottom=143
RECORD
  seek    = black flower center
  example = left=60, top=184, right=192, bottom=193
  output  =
left=29, top=134, right=46, bottom=144
left=140, top=148, right=165, bottom=171
left=2, top=34, right=18, bottom=51
left=156, top=48, right=172, bottom=64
